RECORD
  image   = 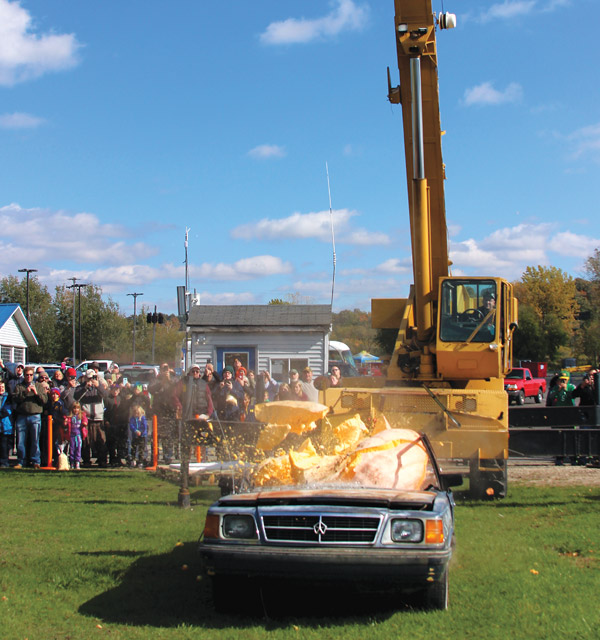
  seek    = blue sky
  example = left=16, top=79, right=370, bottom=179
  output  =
left=1, top=0, right=598, bottom=316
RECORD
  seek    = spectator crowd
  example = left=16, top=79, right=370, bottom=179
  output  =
left=0, top=357, right=337, bottom=470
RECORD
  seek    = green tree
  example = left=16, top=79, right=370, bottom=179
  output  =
left=53, top=284, right=129, bottom=363
left=513, top=266, right=578, bottom=363
left=330, top=309, right=379, bottom=355
left=131, top=312, right=184, bottom=365
left=0, top=274, right=57, bottom=361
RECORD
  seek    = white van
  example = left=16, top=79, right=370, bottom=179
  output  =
left=74, top=360, right=115, bottom=378
left=328, top=340, right=360, bottom=377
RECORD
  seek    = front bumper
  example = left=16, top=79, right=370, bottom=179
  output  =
left=200, top=543, right=450, bottom=587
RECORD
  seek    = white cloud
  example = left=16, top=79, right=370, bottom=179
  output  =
left=468, top=0, right=569, bottom=23
left=0, top=0, right=81, bottom=86
left=247, top=144, right=286, bottom=159
left=547, top=231, right=600, bottom=257
left=196, top=291, right=258, bottom=305
left=565, top=123, right=600, bottom=162
left=376, top=258, right=410, bottom=274
left=231, top=209, right=390, bottom=245
left=479, top=1, right=536, bottom=22
left=0, top=204, right=155, bottom=267
left=260, top=0, right=368, bottom=45
left=0, top=112, right=44, bottom=128
left=445, top=222, right=599, bottom=281
left=463, top=81, right=523, bottom=106
left=186, top=256, right=293, bottom=281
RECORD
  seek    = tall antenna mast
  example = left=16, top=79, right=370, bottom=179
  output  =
left=326, top=162, right=337, bottom=309
left=184, top=227, right=190, bottom=299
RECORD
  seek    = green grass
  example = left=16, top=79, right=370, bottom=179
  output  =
left=0, top=470, right=598, bottom=639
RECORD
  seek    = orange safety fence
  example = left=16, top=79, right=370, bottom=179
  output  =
left=145, top=415, right=158, bottom=471
left=41, top=415, right=56, bottom=470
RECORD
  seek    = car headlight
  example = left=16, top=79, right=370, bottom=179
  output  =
left=222, top=515, right=257, bottom=539
left=506, top=384, right=518, bottom=391
left=390, top=519, right=423, bottom=543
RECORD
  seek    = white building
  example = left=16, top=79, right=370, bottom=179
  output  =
left=0, top=303, right=38, bottom=364
left=186, top=304, right=332, bottom=382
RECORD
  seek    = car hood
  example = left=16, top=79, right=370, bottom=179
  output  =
left=216, top=486, right=438, bottom=510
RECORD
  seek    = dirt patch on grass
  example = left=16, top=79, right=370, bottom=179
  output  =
left=509, top=462, right=600, bottom=487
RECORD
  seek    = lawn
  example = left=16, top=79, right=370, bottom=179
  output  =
left=0, top=470, right=598, bottom=639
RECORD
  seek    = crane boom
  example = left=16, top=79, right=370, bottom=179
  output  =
left=390, top=0, right=449, bottom=314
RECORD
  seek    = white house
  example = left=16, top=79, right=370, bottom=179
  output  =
left=0, top=303, right=38, bottom=364
left=186, top=304, right=332, bottom=382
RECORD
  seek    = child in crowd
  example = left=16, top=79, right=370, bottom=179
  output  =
left=64, top=401, right=88, bottom=470
left=128, top=405, right=148, bottom=468
left=0, top=380, right=13, bottom=468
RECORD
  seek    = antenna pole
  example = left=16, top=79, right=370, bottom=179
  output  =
left=326, top=162, right=337, bottom=309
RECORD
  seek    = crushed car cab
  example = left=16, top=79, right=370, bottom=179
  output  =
left=199, top=431, right=457, bottom=611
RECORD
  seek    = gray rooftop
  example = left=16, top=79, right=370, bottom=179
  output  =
left=187, top=304, right=331, bottom=328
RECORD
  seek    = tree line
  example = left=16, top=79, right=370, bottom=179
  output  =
left=4, top=247, right=599, bottom=369
left=0, top=275, right=183, bottom=365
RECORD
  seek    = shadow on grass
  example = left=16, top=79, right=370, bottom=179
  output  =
left=79, top=542, right=410, bottom=629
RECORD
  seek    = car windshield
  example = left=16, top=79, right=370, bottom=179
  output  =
left=505, top=371, right=522, bottom=379
left=120, top=368, right=156, bottom=384
left=200, top=401, right=441, bottom=494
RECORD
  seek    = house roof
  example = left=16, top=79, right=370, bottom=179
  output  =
left=187, top=304, right=332, bottom=329
left=0, top=303, right=38, bottom=346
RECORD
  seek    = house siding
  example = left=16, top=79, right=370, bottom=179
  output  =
left=191, top=330, right=327, bottom=375
left=0, top=316, right=28, bottom=348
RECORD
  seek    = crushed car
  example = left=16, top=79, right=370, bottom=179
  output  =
left=198, top=402, right=459, bottom=611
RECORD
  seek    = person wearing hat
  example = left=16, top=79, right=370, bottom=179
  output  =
left=572, top=373, right=596, bottom=407
left=288, top=369, right=299, bottom=385
left=546, top=374, right=575, bottom=407
left=60, top=368, right=79, bottom=412
left=180, top=365, right=214, bottom=421
left=300, top=366, right=318, bottom=402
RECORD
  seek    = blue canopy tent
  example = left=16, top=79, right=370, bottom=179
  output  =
left=354, top=350, right=382, bottom=365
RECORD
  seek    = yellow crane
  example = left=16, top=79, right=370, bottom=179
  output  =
left=327, top=0, right=518, bottom=498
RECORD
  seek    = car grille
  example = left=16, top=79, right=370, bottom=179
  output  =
left=261, top=514, right=381, bottom=544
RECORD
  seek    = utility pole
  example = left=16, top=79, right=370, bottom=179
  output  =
left=18, top=268, right=38, bottom=321
left=127, top=292, right=143, bottom=362
left=67, top=277, right=79, bottom=365
left=68, top=283, right=89, bottom=363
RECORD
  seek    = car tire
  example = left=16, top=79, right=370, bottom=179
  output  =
left=516, top=391, right=525, bottom=405
left=535, top=388, right=543, bottom=404
left=424, top=567, right=448, bottom=610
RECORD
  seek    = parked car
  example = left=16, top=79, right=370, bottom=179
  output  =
left=118, top=363, right=159, bottom=386
left=199, top=431, right=458, bottom=612
left=504, top=367, right=547, bottom=405
left=75, top=360, right=115, bottom=379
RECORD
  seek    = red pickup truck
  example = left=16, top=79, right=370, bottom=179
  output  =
left=504, top=368, right=547, bottom=405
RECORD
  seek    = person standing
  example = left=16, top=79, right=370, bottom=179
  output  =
left=181, top=365, right=214, bottom=420
left=149, top=364, right=182, bottom=464
left=74, top=369, right=108, bottom=466
left=546, top=375, right=575, bottom=407
left=0, top=380, right=13, bottom=468
left=571, top=373, right=596, bottom=406
left=299, top=367, right=318, bottom=402
left=12, top=366, right=48, bottom=468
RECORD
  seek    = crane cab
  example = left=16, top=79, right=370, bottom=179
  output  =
left=436, top=277, right=517, bottom=381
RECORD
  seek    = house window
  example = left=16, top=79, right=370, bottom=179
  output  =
left=270, top=358, right=309, bottom=383
left=1, top=346, right=12, bottom=362
left=14, top=348, right=25, bottom=363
